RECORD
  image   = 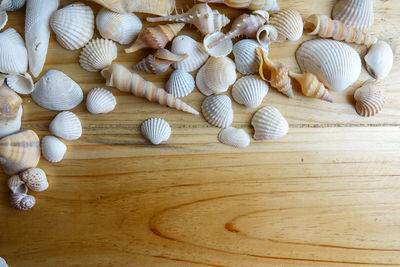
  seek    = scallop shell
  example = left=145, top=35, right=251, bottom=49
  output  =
left=269, top=8, right=303, bottom=42
left=332, top=0, right=374, bottom=30
left=32, top=70, right=84, bottom=111
left=232, top=75, right=269, bottom=108
left=201, top=94, right=234, bottom=128
left=41, top=135, right=67, bottom=163
left=10, top=193, right=35, bottom=211
left=218, top=127, right=250, bottom=148
left=50, top=3, right=94, bottom=50
left=296, top=39, right=361, bottom=92
left=141, top=118, right=171, bottom=145
left=96, top=8, right=142, bottom=45
left=0, top=28, right=28, bottom=73
left=171, top=35, right=209, bottom=72
left=233, top=39, right=267, bottom=75
left=0, top=85, right=22, bottom=138
left=256, top=25, right=278, bottom=47
left=1, top=0, right=26, bottom=11
left=79, top=38, right=117, bottom=72
left=0, top=10, right=7, bottom=30
left=203, top=31, right=233, bottom=58
left=21, top=167, right=48, bottom=192
left=86, top=88, right=116, bottom=114
left=8, top=175, right=28, bottom=194
left=289, top=72, right=333, bottom=102
left=49, top=111, right=82, bottom=141
left=364, top=40, right=393, bottom=80
left=166, top=70, right=195, bottom=98
left=252, top=106, right=288, bottom=140
left=6, top=72, right=34, bottom=95
left=354, top=79, right=385, bottom=117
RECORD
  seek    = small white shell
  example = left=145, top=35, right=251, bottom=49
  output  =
left=10, top=193, right=35, bottom=211
left=8, top=175, right=28, bottom=194
left=86, top=88, right=116, bottom=114
left=50, top=111, right=82, bottom=140
left=0, top=28, right=28, bottom=73
left=332, top=0, right=374, bottom=30
left=233, top=39, right=268, bottom=75
left=203, top=31, right=233, bottom=58
left=1, top=0, right=26, bottom=11
left=232, top=75, right=269, bottom=108
left=201, top=94, right=234, bottom=128
left=0, top=257, right=8, bottom=267
left=6, top=72, right=34, bottom=95
left=269, top=8, right=303, bottom=42
left=21, top=167, right=49, bottom=192
left=256, top=25, right=278, bottom=47
left=41, top=135, right=67, bottom=163
left=171, top=35, right=209, bottom=72
left=252, top=106, right=288, bottom=140
left=218, top=127, right=250, bottom=148
left=0, top=10, right=7, bottom=30
left=79, top=38, right=117, bottom=72
left=141, top=118, right=171, bottom=145
left=166, top=70, right=195, bottom=98
left=364, top=40, right=393, bottom=80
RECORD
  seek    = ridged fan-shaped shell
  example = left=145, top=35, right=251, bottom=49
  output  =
left=201, top=95, right=234, bottom=128
left=41, top=136, right=67, bottom=163
left=233, top=39, right=268, bottom=75
left=364, top=40, right=393, bottom=80
left=218, top=127, right=250, bottom=148
left=232, top=75, right=269, bottom=108
left=269, top=8, right=303, bottom=42
left=79, top=38, right=117, bottom=72
left=171, top=35, right=209, bottom=72
left=141, top=118, right=171, bottom=145
left=86, top=88, right=116, bottom=114
left=21, top=167, right=48, bottom=192
left=203, top=31, right=233, bottom=58
left=252, top=106, right=288, bottom=140
left=10, top=193, right=35, bottom=211
left=166, top=70, right=195, bottom=98
left=332, top=0, right=374, bottom=30
left=49, top=111, right=82, bottom=140
left=354, top=80, right=385, bottom=117
left=0, top=28, right=27, bottom=73
left=1, top=0, right=26, bottom=11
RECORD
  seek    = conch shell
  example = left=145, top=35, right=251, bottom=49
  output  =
left=87, top=0, right=175, bottom=16
left=132, top=48, right=188, bottom=74
left=289, top=72, right=333, bottom=102
left=354, top=79, right=385, bottom=117
left=198, top=0, right=279, bottom=11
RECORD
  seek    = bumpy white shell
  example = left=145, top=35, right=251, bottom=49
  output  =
left=233, top=39, right=268, bottom=75
left=21, top=167, right=49, bottom=192
left=203, top=31, right=233, bottom=58
left=332, top=0, right=374, bottom=30
left=41, top=135, right=67, bottom=163
left=252, top=106, right=288, bottom=140
left=79, top=38, right=117, bottom=72
left=269, top=8, right=303, bottom=42
left=218, top=127, right=250, bottom=148
left=141, top=118, right=171, bottom=145
left=171, top=35, right=209, bottom=72
left=50, top=3, right=94, bottom=50
left=86, top=88, right=116, bottom=114
left=0, top=28, right=28, bottom=73
left=32, top=70, right=83, bottom=111
left=50, top=111, right=82, bottom=140
left=0, top=10, right=7, bottom=31
left=10, top=193, right=35, bottom=211
left=232, top=75, right=269, bottom=108
left=201, top=94, right=234, bottom=128
left=6, top=72, right=34, bottom=95
left=364, top=40, right=393, bottom=80
left=296, top=39, right=361, bottom=92
left=96, top=8, right=142, bottom=45
left=166, top=70, right=195, bottom=98
left=8, top=175, right=27, bottom=194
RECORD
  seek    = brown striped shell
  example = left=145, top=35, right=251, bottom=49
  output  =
left=354, top=80, right=385, bottom=117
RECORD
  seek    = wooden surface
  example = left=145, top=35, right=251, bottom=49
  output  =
left=1, top=0, right=400, bottom=266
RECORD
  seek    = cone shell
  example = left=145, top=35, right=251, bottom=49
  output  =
left=198, top=0, right=279, bottom=12
left=203, top=31, right=233, bottom=58
left=171, top=35, right=209, bottom=72
left=132, top=48, right=188, bottom=74
left=252, top=106, right=288, bottom=140
left=21, top=167, right=48, bottom=192
left=141, top=118, right=171, bottom=145
left=41, top=135, right=67, bottom=163
left=364, top=40, right=393, bottom=80
left=201, top=94, right=234, bottom=128
left=8, top=175, right=27, bottom=194
left=86, top=88, right=116, bottom=114
left=50, top=3, right=94, bottom=50
left=233, top=39, right=267, bottom=75
left=256, top=25, right=278, bottom=47
left=6, top=72, right=34, bottom=95
left=79, top=38, right=117, bottom=72
left=269, top=8, right=303, bottom=42
left=10, top=193, right=35, bottom=211
left=218, top=127, right=250, bottom=148
left=232, top=75, right=269, bottom=108
left=289, top=72, right=333, bottom=102
left=49, top=111, right=82, bottom=140
left=0, top=85, right=22, bottom=138
left=166, top=70, right=195, bottom=98
left=332, top=0, right=374, bottom=30
left=354, top=79, right=385, bottom=117
left=296, top=39, right=361, bottom=92
left=0, top=28, right=28, bottom=73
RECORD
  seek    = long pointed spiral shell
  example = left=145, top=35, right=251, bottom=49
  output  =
left=133, top=48, right=188, bottom=74
left=289, top=72, right=333, bottom=102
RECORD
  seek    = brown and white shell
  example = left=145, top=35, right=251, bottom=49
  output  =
left=251, top=106, right=289, bottom=140
left=132, top=48, right=188, bottom=74
left=269, top=8, right=303, bottom=42
left=332, top=0, right=374, bottom=30
left=21, top=167, right=49, bottom=192
left=10, top=193, right=35, bottom=211
left=354, top=79, right=385, bottom=117
left=0, top=85, right=22, bottom=138
left=289, top=72, right=333, bottom=102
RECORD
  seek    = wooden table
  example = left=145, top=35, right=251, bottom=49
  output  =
left=1, top=0, right=400, bottom=266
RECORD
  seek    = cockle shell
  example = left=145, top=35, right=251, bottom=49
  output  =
left=0, top=257, right=7, bottom=267
left=218, top=127, right=250, bottom=148
left=8, top=175, right=27, bottom=194
left=50, top=111, right=82, bottom=141
left=256, top=25, right=278, bottom=47
left=171, top=35, right=209, bottom=72
left=166, top=70, right=195, bottom=98
left=233, top=39, right=267, bottom=75
left=96, top=8, right=142, bottom=45
left=79, top=38, right=117, bottom=73
left=296, top=39, right=362, bottom=92
left=203, top=31, right=233, bottom=58
left=269, top=8, right=303, bottom=42
left=354, top=79, right=385, bottom=117
left=86, top=88, right=116, bottom=114
left=141, top=118, right=171, bottom=145
left=0, top=85, right=22, bottom=138
left=252, top=106, right=288, bottom=140
left=6, top=72, right=34, bottom=95
left=289, top=72, right=333, bottom=102
left=10, top=193, right=35, bottom=211
left=232, top=75, right=269, bottom=108
left=332, top=0, right=373, bottom=30
left=1, top=0, right=25, bottom=11
left=0, top=28, right=27, bottom=74
left=0, top=10, right=7, bottom=30
left=32, top=70, right=84, bottom=111
left=87, top=0, right=175, bottom=16
left=133, top=48, right=188, bottom=74
left=21, top=167, right=48, bottom=192
left=364, top=40, right=393, bottom=80
left=201, top=94, right=234, bottom=128
left=41, top=135, right=67, bottom=163
left=198, top=0, right=279, bottom=11
left=50, top=3, right=94, bottom=50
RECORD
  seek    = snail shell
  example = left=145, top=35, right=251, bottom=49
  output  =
left=21, top=167, right=49, bottom=192
left=10, top=193, right=35, bottom=211
left=8, top=175, right=27, bottom=194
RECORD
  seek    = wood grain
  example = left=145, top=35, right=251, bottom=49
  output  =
left=1, top=0, right=400, bottom=266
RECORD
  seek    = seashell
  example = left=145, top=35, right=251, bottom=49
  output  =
left=289, top=72, right=333, bottom=102
left=101, top=64, right=199, bottom=115
left=32, top=70, right=83, bottom=111
left=296, top=38, right=361, bottom=92
left=304, top=14, right=377, bottom=47
left=79, top=38, right=117, bottom=73
left=0, top=10, right=7, bottom=30
left=49, top=111, right=82, bottom=141
left=147, top=3, right=230, bottom=36
left=252, top=106, right=288, bottom=140
left=6, top=72, right=34, bottom=95
left=256, top=25, right=278, bottom=47
left=10, top=193, right=35, bottom=211
left=364, top=40, right=393, bottom=80
left=201, top=94, right=234, bottom=128
left=21, top=167, right=48, bottom=192
left=171, top=35, right=209, bottom=72
left=1, top=0, right=26, bottom=11
left=86, top=88, right=116, bottom=114
left=232, top=75, right=269, bottom=108
left=269, top=8, right=303, bottom=42
left=0, top=130, right=41, bottom=175
left=233, top=39, right=267, bottom=75
left=0, top=28, right=28, bottom=74
left=354, top=79, right=385, bottom=117
left=41, top=135, right=67, bottom=163
left=50, top=3, right=94, bottom=50
left=125, top=23, right=184, bottom=53
left=8, top=175, right=27, bottom=194
left=132, top=48, right=188, bottom=74
left=25, top=0, right=60, bottom=78
left=96, top=8, right=142, bottom=45
left=141, top=118, right=171, bottom=145
left=166, top=70, right=195, bottom=98
left=87, top=0, right=175, bottom=16
left=197, top=0, right=279, bottom=11
left=218, top=127, right=250, bottom=148
left=203, top=31, right=233, bottom=58
left=332, top=0, right=373, bottom=30
left=0, top=85, right=22, bottom=138
left=196, top=57, right=236, bottom=96
left=0, top=257, right=7, bottom=267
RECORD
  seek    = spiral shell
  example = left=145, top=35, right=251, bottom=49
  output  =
left=21, top=167, right=49, bottom=192
left=203, top=31, right=233, bottom=58
left=132, top=48, right=188, bottom=74
left=364, top=40, right=393, bottom=80
left=354, top=80, right=385, bottom=117
left=79, top=38, right=117, bottom=72
left=256, top=25, right=278, bottom=47
left=201, top=95, right=234, bottom=128
left=6, top=72, right=34, bottom=95
left=233, top=39, right=267, bottom=75
left=41, top=135, right=67, bottom=163
left=50, top=111, right=82, bottom=141
left=269, top=8, right=303, bottom=42
left=171, top=35, right=209, bottom=72
left=232, top=75, right=269, bottom=108
left=10, top=193, right=35, bottom=211
left=86, top=88, right=116, bottom=114
left=166, top=70, right=195, bottom=98
left=252, top=106, right=288, bottom=140
left=332, top=0, right=374, bottom=30
left=8, top=175, right=27, bottom=194
left=289, top=72, right=333, bottom=102
left=141, top=118, right=171, bottom=145
left=218, top=127, right=250, bottom=148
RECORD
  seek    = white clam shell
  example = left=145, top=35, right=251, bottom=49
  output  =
left=6, top=72, right=34, bottom=95
left=141, top=118, right=171, bottom=145
left=332, top=0, right=374, bottom=30
left=252, top=106, right=288, bottom=140
left=269, top=8, right=303, bottom=42
left=233, top=39, right=268, bottom=75
left=0, top=10, right=7, bottom=30
left=50, top=111, right=82, bottom=140
left=8, top=175, right=28, bottom=194
left=218, top=127, right=250, bottom=148
left=0, top=28, right=28, bottom=73
left=0, top=105, right=22, bottom=138
left=232, top=75, right=269, bottom=108
left=166, top=70, right=195, bottom=98
left=21, top=167, right=49, bottom=192
left=41, top=135, right=67, bottom=163
left=1, top=0, right=26, bottom=11
left=364, top=40, right=393, bottom=80
left=0, top=257, right=7, bottom=267
left=171, top=35, right=209, bottom=72
left=32, top=70, right=83, bottom=111
left=10, top=193, right=35, bottom=211
left=296, top=39, right=361, bottom=92
left=201, top=94, right=234, bottom=128
left=79, top=38, right=117, bottom=72
left=203, top=31, right=233, bottom=58
left=86, top=88, right=116, bottom=114
left=50, top=3, right=94, bottom=50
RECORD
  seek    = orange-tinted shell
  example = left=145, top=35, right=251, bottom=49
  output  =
left=132, top=48, right=188, bottom=74
left=289, top=72, right=333, bottom=102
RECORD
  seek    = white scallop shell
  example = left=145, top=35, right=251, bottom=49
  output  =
left=269, top=8, right=303, bottom=42
left=50, top=111, right=82, bottom=140
left=10, top=193, right=35, bottom=211
left=251, top=106, right=288, bottom=140
left=256, top=25, right=278, bottom=47
left=233, top=39, right=268, bottom=75
left=218, top=127, right=250, bottom=148
left=203, top=31, right=233, bottom=58
left=364, top=40, right=393, bottom=80
left=41, top=135, right=67, bottom=163
left=171, top=35, right=209, bottom=72
left=6, top=72, right=34, bottom=95
left=0, top=28, right=28, bottom=73
left=32, top=70, right=83, bottom=111
left=8, top=175, right=28, bottom=194
left=86, top=88, right=116, bottom=114
left=296, top=39, right=361, bottom=92
left=0, top=10, right=7, bottom=30
left=232, top=75, right=269, bottom=108
left=166, top=70, right=195, bottom=98
left=332, top=0, right=374, bottom=30
left=141, top=118, right=171, bottom=145
left=1, top=0, right=26, bottom=11
left=79, top=38, right=117, bottom=72
left=96, top=8, right=142, bottom=45
left=21, top=167, right=48, bottom=192
left=201, top=94, right=234, bottom=128
left=0, top=105, right=22, bottom=138
left=50, top=3, right=94, bottom=50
